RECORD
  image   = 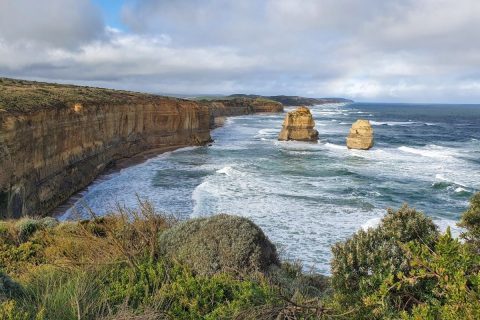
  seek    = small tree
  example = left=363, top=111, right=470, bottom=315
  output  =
left=331, top=205, right=438, bottom=318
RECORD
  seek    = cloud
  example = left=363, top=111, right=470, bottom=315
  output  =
left=0, top=0, right=104, bottom=48
left=1, top=0, right=480, bottom=102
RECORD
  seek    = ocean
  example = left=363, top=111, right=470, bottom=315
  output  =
left=61, top=103, right=480, bottom=274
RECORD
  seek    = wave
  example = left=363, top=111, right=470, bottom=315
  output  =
left=216, top=166, right=246, bottom=177
left=370, top=120, right=438, bottom=126
left=370, top=121, right=416, bottom=126
left=435, top=174, right=469, bottom=189
left=324, top=143, right=346, bottom=151
left=398, top=146, right=457, bottom=159
left=257, top=128, right=278, bottom=135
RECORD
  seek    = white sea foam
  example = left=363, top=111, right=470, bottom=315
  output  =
left=361, top=217, right=381, bottom=230
left=324, top=143, right=346, bottom=151
left=455, top=187, right=468, bottom=193
left=435, top=174, right=469, bottom=188
left=257, top=128, right=278, bottom=135
left=370, top=121, right=416, bottom=126
left=216, top=166, right=246, bottom=177
left=398, top=146, right=457, bottom=159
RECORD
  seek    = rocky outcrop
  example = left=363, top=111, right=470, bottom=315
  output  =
left=346, top=119, right=374, bottom=150
left=201, top=98, right=283, bottom=128
left=278, top=106, right=319, bottom=141
left=158, top=214, right=279, bottom=275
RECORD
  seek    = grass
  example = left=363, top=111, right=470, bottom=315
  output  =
left=0, top=78, right=176, bottom=113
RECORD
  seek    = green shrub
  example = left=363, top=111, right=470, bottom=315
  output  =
left=364, top=229, right=480, bottom=320
left=15, top=218, right=42, bottom=242
left=155, top=265, right=277, bottom=319
left=158, top=214, right=279, bottom=276
left=101, top=259, right=171, bottom=309
left=331, top=205, right=438, bottom=318
left=0, top=242, right=44, bottom=276
left=459, top=192, right=480, bottom=248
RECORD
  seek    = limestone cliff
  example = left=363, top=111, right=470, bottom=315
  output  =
left=0, top=79, right=283, bottom=218
left=346, top=119, right=374, bottom=150
left=0, top=79, right=212, bottom=218
left=201, top=98, right=283, bottom=128
left=278, top=106, right=319, bottom=141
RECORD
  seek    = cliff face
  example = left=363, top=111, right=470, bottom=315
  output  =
left=201, top=98, right=283, bottom=128
left=0, top=98, right=212, bottom=218
left=0, top=79, right=283, bottom=218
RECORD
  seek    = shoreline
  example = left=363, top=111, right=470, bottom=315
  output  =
left=50, top=112, right=284, bottom=218
left=51, top=144, right=200, bottom=219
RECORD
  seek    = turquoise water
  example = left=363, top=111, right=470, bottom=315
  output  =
left=61, top=103, right=480, bottom=274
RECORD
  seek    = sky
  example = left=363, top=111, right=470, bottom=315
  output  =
left=0, top=0, right=480, bottom=102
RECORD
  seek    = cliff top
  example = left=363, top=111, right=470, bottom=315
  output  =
left=0, top=78, right=176, bottom=113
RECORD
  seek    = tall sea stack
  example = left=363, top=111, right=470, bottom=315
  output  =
left=278, top=106, right=319, bottom=141
left=346, top=119, right=374, bottom=150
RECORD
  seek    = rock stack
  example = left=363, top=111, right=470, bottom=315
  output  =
left=278, top=106, right=319, bottom=141
left=346, top=119, right=374, bottom=150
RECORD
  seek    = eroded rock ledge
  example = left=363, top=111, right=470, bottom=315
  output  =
left=0, top=78, right=283, bottom=218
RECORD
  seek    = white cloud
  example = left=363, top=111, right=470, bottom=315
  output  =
left=0, top=0, right=104, bottom=48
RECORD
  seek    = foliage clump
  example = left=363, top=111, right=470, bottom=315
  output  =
left=459, top=192, right=480, bottom=247
left=331, top=204, right=438, bottom=318
left=158, top=214, right=279, bottom=276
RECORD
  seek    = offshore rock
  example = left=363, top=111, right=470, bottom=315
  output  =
left=158, top=214, right=279, bottom=276
left=278, top=106, right=319, bottom=141
left=346, top=119, right=374, bottom=150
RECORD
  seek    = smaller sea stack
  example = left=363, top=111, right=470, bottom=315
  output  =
left=278, top=106, right=319, bottom=141
left=346, top=119, right=374, bottom=150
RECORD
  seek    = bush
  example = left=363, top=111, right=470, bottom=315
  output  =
left=393, top=229, right=480, bottom=319
left=15, top=218, right=42, bottom=242
left=459, top=192, right=480, bottom=248
left=158, top=214, right=279, bottom=276
left=331, top=205, right=438, bottom=318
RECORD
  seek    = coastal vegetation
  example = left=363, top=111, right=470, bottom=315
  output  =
left=0, top=194, right=479, bottom=319
left=0, top=78, right=174, bottom=113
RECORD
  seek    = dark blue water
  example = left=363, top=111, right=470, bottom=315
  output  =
left=61, top=102, right=480, bottom=274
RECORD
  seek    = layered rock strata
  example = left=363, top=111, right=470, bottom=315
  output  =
left=201, top=98, right=283, bottom=128
left=0, top=79, right=283, bottom=218
left=346, top=119, right=374, bottom=150
left=278, top=106, right=319, bottom=141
